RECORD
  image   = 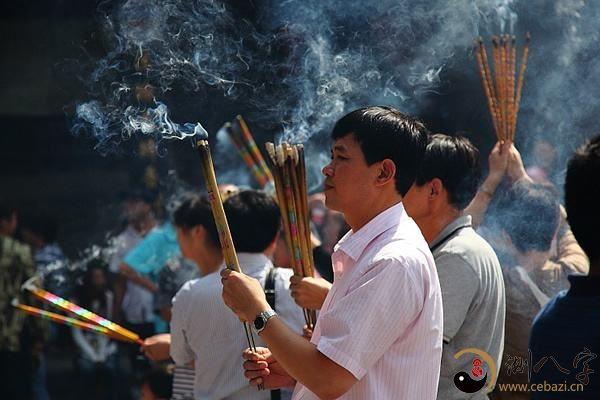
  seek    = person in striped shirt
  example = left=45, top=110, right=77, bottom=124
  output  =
left=222, top=106, right=444, bottom=399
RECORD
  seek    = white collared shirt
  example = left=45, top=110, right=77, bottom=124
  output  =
left=170, top=253, right=305, bottom=400
left=292, top=202, right=444, bottom=400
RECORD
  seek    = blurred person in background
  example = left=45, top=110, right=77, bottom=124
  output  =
left=71, top=259, right=118, bottom=400
left=19, top=210, right=69, bottom=400
left=529, top=135, right=600, bottom=399
left=465, top=142, right=588, bottom=400
left=151, top=256, right=200, bottom=400
left=143, top=190, right=304, bottom=400
left=0, top=202, right=47, bottom=400
left=20, top=211, right=68, bottom=295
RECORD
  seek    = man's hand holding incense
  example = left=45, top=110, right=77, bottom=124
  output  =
left=486, top=141, right=510, bottom=190
left=243, top=347, right=296, bottom=389
left=289, top=276, right=331, bottom=310
left=507, top=144, right=534, bottom=184
left=221, top=269, right=270, bottom=322
left=141, top=333, right=171, bottom=361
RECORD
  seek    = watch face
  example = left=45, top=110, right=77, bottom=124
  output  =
left=254, top=315, right=265, bottom=331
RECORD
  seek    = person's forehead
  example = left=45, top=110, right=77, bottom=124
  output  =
left=332, top=134, right=360, bottom=152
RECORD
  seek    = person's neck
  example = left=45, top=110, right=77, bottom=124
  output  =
left=194, top=247, right=223, bottom=276
left=131, top=215, right=157, bottom=236
left=414, top=206, right=462, bottom=246
left=345, top=192, right=402, bottom=232
left=516, top=250, right=550, bottom=274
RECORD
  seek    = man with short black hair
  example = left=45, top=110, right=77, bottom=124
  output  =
left=144, top=190, right=304, bottom=400
left=403, top=134, right=505, bottom=399
left=223, top=106, right=443, bottom=399
left=529, top=136, right=600, bottom=399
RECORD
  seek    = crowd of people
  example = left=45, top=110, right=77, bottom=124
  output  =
left=1, top=106, right=598, bottom=399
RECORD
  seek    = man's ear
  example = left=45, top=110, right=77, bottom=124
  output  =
left=375, top=159, right=397, bottom=186
left=190, top=225, right=206, bottom=242
left=429, top=178, right=444, bottom=199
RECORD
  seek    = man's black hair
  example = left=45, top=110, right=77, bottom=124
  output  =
left=143, top=365, right=173, bottom=400
left=496, top=182, right=560, bottom=253
left=223, top=190, right=281, bottom=253
left=565, top=135, right=600, bottom=263
left=331, top=106, right=430, bottom=196
left=173, top=194, right=220, bottom=249
left=415, top=134, right=481, bottom=210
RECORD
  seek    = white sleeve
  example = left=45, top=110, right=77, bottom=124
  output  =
left=170, top=284, right=195, bottom=365
left=72, top=327, right=99, bottom=362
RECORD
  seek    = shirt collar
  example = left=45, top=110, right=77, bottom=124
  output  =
left=335, top=202, right=407, bottom=262
left=429, top=215, right=472, bottom=250
left=221, top=252, right=271, bottom=275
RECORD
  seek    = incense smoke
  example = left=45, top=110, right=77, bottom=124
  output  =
left=71, top=0, right=600, bottom=190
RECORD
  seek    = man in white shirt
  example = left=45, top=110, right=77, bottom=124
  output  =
left=221, top=106, right=444, bottom=399
left=144, top=190, right=304, bottom=399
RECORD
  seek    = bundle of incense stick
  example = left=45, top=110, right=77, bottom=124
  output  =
left=265, top=142, right=317, bottom=329
left=474, top=33, right=530, bottom=142
left=195, top=140, right=260, bottom=359
left=21, top=286, right=142, bottom=344
left=14, top=302, right=138, bottom=343
left=225, top=115, right=274, bottom=189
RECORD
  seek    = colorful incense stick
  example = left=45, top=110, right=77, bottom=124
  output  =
left=266, top=142, right=316, bottom=329
left=14, top=303, right=139, bottom=344
left=25, top=286, right=142, bottom=344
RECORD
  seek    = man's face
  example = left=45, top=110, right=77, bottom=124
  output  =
left=321, top=134, right=378, bottom=214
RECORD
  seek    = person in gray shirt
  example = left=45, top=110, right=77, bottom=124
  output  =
left=404, top=134, right=506, bottom=399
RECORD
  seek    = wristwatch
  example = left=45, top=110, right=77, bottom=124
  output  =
left=253, top=309, right=277, bottom=334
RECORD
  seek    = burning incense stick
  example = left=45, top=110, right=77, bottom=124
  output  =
left=225, top=116, right=274, bottom=189
left=196, top=140, right=259, bottom=358
left=14, top=302, right=139, bottom=344
left=25, top=285, right=142, bottom=344
left=265, top=142, right=317, bottom=329
left=474, top=33, right=531, bottom=142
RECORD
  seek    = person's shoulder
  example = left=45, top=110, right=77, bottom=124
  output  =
left=438, top=228, right=500, bottom=271
left=173, top=276, right=204, bottom=302
left=444, top=227, right=496, bottom=257
left=531, top=292, right=564, bottom=332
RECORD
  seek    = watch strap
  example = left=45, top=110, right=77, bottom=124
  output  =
left=255, top=309, right=277, bottom=334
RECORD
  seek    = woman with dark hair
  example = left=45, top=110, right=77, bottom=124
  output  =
left=71, top=259, right=118, bottom=400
